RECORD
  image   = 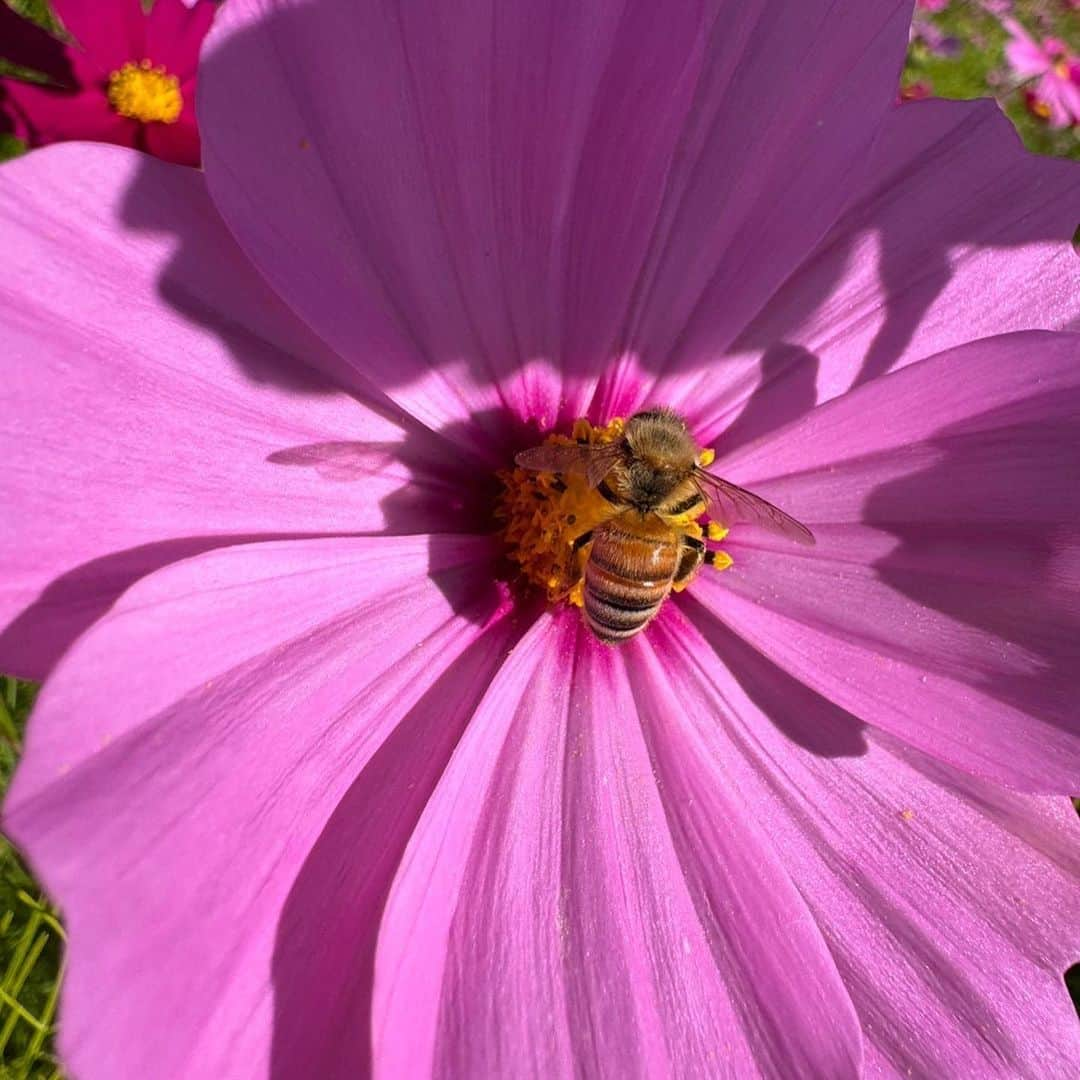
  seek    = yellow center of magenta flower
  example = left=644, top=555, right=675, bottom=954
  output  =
left=496, top=417, right=731, bottom=608
left=106, top=60, right=183, bottom=124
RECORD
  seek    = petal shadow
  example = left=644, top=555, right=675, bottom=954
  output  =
left=679, top=595, right=869, bottom=759
left=268, top=620, right=523, bottom=1080
left=865, top=396, right=1080, bottom=739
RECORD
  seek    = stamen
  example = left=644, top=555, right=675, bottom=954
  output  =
left=106, top=60, right=183, bottom=124
left=1028, top=94, right=1052, bottom=120
left=496, top=417, right=731, bottom=608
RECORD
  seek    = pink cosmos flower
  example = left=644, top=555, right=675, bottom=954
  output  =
left=0, top=0, right=215, bottom=165
left=2, top=1, right=1080, bottom=1076
left=1002, top=15, right=1080, bottom=127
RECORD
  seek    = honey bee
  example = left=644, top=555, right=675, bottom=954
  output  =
left=515, top=408, right=814, bottom=644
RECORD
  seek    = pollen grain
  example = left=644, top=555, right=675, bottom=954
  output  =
left=106, top=60, right=183, bottom=124
left=496, top=417, right=730, bottom=607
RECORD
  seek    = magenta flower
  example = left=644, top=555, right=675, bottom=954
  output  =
left=0, top=0, right=215, bottom=165
left=2, top=2, right=1080, bottom=1076
left=1002, top=15, right=1080, bottom=127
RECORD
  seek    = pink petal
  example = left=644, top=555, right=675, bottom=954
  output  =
left=49, top=0, right=147, bottom=77
left=652, top=609, right=1080, bottom=1076
left=142, top=109, right=201, bottom=165
left=1035, top=71, right=1080, bottom=129
left=138, top=0, right=216, bottom=165
left=1002, top=17, right=1051, bottom=78
left=590, top=1, right=915, bottom=417
left=0, top=144, right=465, bottom=678
left=200, top=0, right=911, bottom=437
left=5, top=534, right=507, bottom=1079
left=696, top=331, right=1080, bottom=792
left=142, top=75, right=200, bottom=165
left=144, top=0, right=216, bottom=76
left=374, top=610, right=862, bottom=1077
left=669, top=98, right=1080, bottom=443
left=1, top=80, right=133, bottom=148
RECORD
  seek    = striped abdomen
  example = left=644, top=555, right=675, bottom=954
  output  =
left=583, top=515, right=679, bottom=644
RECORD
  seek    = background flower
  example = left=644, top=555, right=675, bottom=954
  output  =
left=902, top=0, right=1080, bottom=154
left=0, top=0, right=216, bottom=165
left=1004, top=15, right=1080, bottom=125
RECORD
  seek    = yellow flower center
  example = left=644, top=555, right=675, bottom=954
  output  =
left=106, top=60, right=183, bottom=124
left=496, top=417, right=731, bottom=608
left=1052, top=59, right=1069, bottom=80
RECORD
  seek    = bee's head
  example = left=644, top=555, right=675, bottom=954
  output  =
left=622, top=409, right=698, bottom=509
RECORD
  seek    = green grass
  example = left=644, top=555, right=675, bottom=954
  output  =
left=0, top=1, right=1077, bottom=1075
left=0, top=679, right=63, bottom=1080
left=0, top=136, right=26, bottom=164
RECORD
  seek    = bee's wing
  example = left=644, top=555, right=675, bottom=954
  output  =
left=694, top=469, right=815, bottom=546
left=515, top=441, right=623, bottom=488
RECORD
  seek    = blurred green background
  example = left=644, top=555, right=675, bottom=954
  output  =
left=0, top=0, right=1077, bottom=1075
left=902, top=0, right=1079, bottom=159
left=0, top=680, right=62, bottom=1080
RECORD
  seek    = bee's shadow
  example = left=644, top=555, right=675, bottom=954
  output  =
left=262, top=408, right=544, bottom=625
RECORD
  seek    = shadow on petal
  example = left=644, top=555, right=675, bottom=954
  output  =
left=117, top=157, right=375, bottom=401
left=116, top=2, right=1075, bottom=438
left=865, top=394, right=1080, bottom=740
left=723, top=99, right=1080, bottom=439
left=0, top=533, right=304, bottom=679
left=707, top=343, right=821, bottom=456
left=263, top=408, right=543, bottom=530
left=678, top=595, right=868, bottom=759
left=268, top=620, right=520, bottom=1080
left=262, top=408, right=551, bottom=623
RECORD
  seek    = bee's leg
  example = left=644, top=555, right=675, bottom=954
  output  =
left=672, top=535, right=705, bottom=591
left=549, top=529, right=595, bottom=605
left=571, top=529, right=594, bottom=553
left=667, top=492, right=707, bottom=517
left=701, top=543, right=733, bottom=570
left=596, top=480, right=623, bottom=505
